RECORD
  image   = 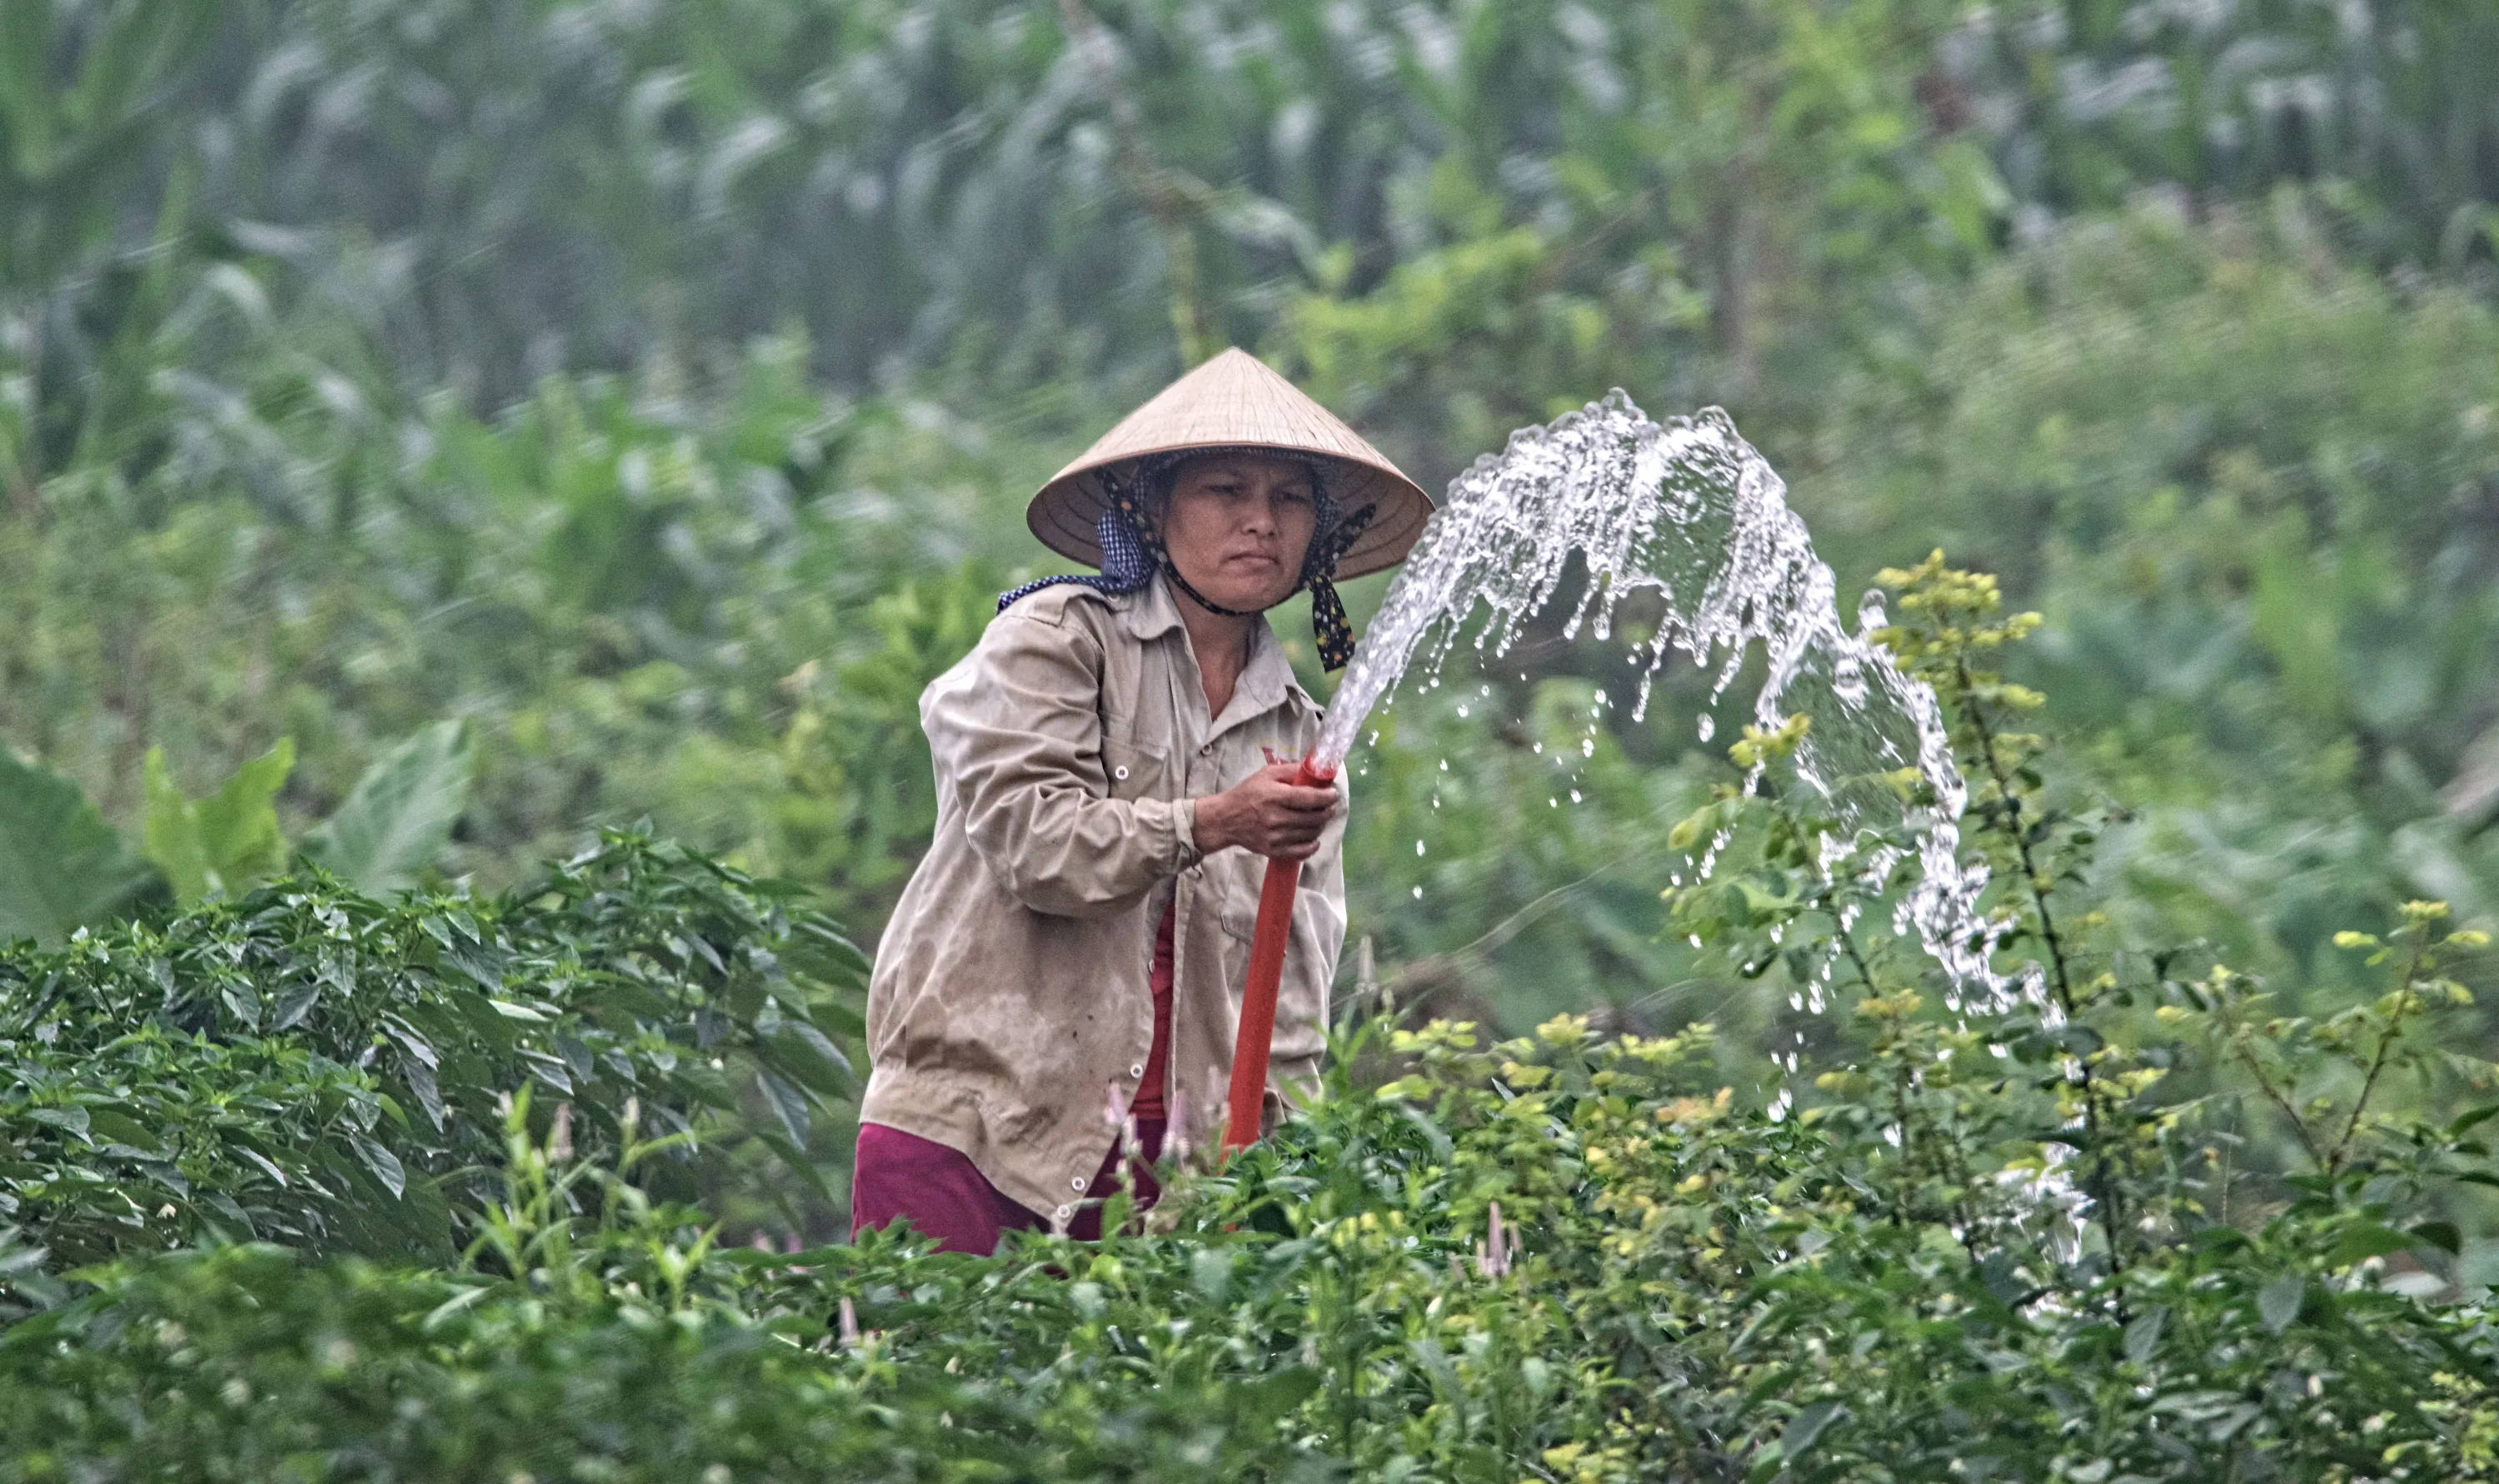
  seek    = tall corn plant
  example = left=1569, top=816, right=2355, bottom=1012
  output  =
left=0, top=0, right=222, bottom=501
left=122, top=0, right=1981, bottom=412
left=1941, top=0, right=2499, bottom=269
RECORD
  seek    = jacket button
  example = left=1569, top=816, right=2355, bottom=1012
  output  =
left=1071, top=1176, right=1087, bottom=1191
left=1199, top=744, right=1213, bottom=756
left=1055, top=1204, right=1072, bottom=1221
left=1130, top=1063, right=1145, bottom=1078
left=1114, top=764, right=1130, bottom=780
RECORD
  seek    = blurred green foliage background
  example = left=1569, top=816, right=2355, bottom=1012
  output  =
left=4, top=0, right=2496, bottom=1073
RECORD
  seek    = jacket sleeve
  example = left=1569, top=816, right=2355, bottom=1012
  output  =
left=921, top=605, right=1200, bottom=919
left=1268, top=768, right=1348, bottom=1108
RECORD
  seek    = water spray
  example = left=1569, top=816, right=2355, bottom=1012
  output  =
left=1222, top=391, right=2018, bottom=1154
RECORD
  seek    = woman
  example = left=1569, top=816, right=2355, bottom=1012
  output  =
left=851, top=348, right=1433, bottom=1253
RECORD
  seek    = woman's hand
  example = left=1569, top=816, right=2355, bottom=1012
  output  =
left=1192, top=763, right=1340, bottom=861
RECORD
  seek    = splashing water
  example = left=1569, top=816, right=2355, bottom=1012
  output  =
left=1312, top=392, right=2015, bottom=1007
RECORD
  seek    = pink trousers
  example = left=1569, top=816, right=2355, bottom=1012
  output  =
left=850, top=1120, right=1166, bottom=1255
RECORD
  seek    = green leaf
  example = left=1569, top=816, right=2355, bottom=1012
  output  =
left=1780, top=1400, right=1845, bottom=1461
left=0, top=747, right=162, bottom=944
left=2123, top=1306, right=2168, bottom=1366
left=24, top=1106, right=89, bottom=1137
left=751, top=1128, right=832, bottom=1200
left=769, top=1018, right=855, bottom=1092
left=141, top=751, right=205, bottom=905
left=2257, top=1273, right=2305, bottom=1333
left=270, top=981, right=321, bottom=1031
left=1235, top=1366, right=1324, bottom=1427
left=2410, top=1221, right=2462, bottom=1255
left=301, top=722, right=474, bottom=892
left=756, top=1066, right=811, bottom=1145
left=2451, top=1104, right=2499, bottom=1136
left=348, top=1132, right=407, bottom=1201
left=0, top=0, right=59, bottom=178
left=421, top=1282, right=496, bottom=1333
left=143, top=740, right=295, bottom=904
left=2327, top=1223, right=2417, bottom=1268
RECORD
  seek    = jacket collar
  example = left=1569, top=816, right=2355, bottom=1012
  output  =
left=1117, top=572, right=1188, bottom=643
left=1121, top=576, right=1311, bottom=731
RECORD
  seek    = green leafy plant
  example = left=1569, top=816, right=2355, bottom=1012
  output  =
left=297, top=720, right=475, bottom=893
left=4, top=993, right=2492, bottom=1481
left=1, top=721, right=474, bottom=942
left=0, top=746, right=162, bottom=946
left=9, top=650, right=2487, bottom=1480
left=142, top=738, right=291, bottom=904
left=3, top=617, right=2497, bottom=1476
left=0, top=830, right=864, bottom=1300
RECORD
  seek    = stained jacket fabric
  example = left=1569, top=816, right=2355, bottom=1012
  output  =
left=859, top=575, right=1347, bottom=1228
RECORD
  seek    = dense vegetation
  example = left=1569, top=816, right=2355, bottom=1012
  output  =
left=5, top=0, right=2499, bottom=1472
left=0, top=832, right=865, bottom=1277
left=6, top=567, right=2497, bottom=1478
left=8, top=0, right=2495, bottom=1038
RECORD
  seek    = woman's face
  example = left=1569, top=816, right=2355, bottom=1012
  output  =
left=1158, top=453, right=1319, bottom=612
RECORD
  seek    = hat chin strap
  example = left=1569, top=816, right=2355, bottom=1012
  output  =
left=1155, top=560, right=1272, bottom=620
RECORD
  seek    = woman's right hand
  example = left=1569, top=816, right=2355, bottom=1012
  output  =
left=1192, top=763, right=1339, bottom=861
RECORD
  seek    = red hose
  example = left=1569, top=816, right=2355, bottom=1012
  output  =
left=1221, top=757, right=1331, bottom=1154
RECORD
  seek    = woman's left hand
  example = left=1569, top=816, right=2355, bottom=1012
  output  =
left=1191, top=764, right=1340, bottom=860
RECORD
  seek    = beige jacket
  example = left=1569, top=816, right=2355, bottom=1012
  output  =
left=859, top=575, right=1347, bottom=1226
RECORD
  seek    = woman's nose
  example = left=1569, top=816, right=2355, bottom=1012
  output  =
left=1240, top=491, right=1279, bottom=535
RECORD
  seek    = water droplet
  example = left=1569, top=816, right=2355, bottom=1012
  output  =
left=1414, top=840, right=1426, bottom=856
left=1568, top=789, right=1582, bottom=803
left=1410, top=885, right=1423, bottom=899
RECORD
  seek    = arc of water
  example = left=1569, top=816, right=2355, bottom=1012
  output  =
left=1227, top=392, right=2036, bottom=1153
left=1309, top=393, right=2013, bottom=1005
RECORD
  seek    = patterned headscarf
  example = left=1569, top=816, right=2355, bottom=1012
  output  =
left=997, top=446, right=1377, bottom=670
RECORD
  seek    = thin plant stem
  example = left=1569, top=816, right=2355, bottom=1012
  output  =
left=2224, top=1029, right=2331, bottom=1172
left=1952, top=654, right=2129, bottom=1297
left=2327, top=934, right=2432, bottom=1175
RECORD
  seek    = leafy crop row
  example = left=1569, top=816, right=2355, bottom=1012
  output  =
left=3, top=560, right=2493, bottom=1480
left=0, top=832, right=862, bottom=1293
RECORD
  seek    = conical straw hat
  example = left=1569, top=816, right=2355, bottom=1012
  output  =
left=1027, top=347, right=1434, bottom=581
